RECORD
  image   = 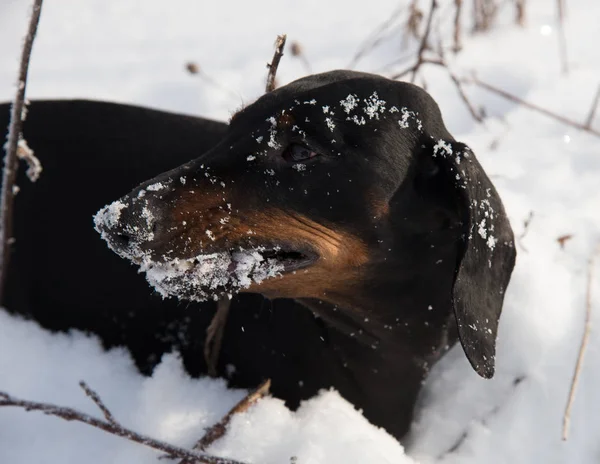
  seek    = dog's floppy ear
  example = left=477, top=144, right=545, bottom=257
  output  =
left=430, top=139, right=516, bottom=378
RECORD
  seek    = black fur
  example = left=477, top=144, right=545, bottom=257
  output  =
left=2, top=71, right=516, bottom=440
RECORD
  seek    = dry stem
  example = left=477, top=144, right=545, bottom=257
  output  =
left=410, top=0, right=438, bottom=83
left=562, top=243, right=600, bottom=441
left=265, top=35, right=287, bottom=93
left=0, top=383, right=249, bottom=464
left=180, top=379, right=271, bottom=464
left=392, top=58, right=483, bottom=123
left=467, top=76, right=600, bottom=137
left=584, top=83, right=600, bottom=129
left=556, top=0, right=569, bottom=75
left=204, top=297, right=232, bottom=377
left=0, top=0, right=44, bottom=301
left=452, top=0, right=463, bottom=52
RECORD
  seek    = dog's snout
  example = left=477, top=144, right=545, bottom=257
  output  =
left=94, top=188, right=165, bottom=259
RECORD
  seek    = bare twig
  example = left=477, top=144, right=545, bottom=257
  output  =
left=584, top=83, right=600, bottom=129
left=392, top=58, right=483, bottom=123
left=204, top=297, right=232, bottom=378
left=515, top=0, right=526, bottom=26
left=467, top=76, right=600, bottom=137
left=556, top=0, right=569, bottom=75
left=181, top=379, right=271, bottom=464
left=0, top=0, right=44, bottom=302
left=185, top=62, right=240, bottom=101
left=410, top=0, right=438, bottom=83
left=452, top=0, right=463, bottom=52
left=562, top=243, right=600, bottom=441
left=447, top=70, right=484, bottom=122
left=79, top=381, right=117, bottom=425
left=0, top=387, right=249, bottom=464
left=290, top=41, right=312, bottom=74
left=557, top=234, right=573, bottom=249
left=265, top=34, right=287, bottom=93
left=348, top=3, right=408, bottom=69
left=517, top=211, right=534, bottom=252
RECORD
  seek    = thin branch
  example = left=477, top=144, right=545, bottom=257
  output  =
left=447, top=70, right=484, bottom=122
left=584, top=83, right=600, bottom=129
left=79, top=381, right=117, bottom=425
left=410, top=0, right=438, bottom=83
left=0, top=388, right=248, bottom=464
left=265, top=34, right=287, bottom=93
left=290, top=41, right=312, bottom=74
left=515, top=0, right=526, bottom=26
left=204, top=297, right=232, bottom=378
left=467, top=76, right=600, bottom=137
left=348, top=3, right=408, bottom=69
left=0, top=0, right=44, bottom=302
left=392, top=58, right=483, bottom=123
left=556, top=0, right=569, bottom=75
left=452, top=0, right=463, bottom=52
left=562, top=243, right=600, bottom=441
left=181, top=379, right=271, bottom=464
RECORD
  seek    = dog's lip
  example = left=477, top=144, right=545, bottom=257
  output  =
left=258, top=245, right=319, bottom=273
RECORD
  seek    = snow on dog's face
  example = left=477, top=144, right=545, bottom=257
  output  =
left=95, top=71, right=515, bottom=379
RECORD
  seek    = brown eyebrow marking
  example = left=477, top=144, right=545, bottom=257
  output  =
left=277, top=112, right=295, bottom=128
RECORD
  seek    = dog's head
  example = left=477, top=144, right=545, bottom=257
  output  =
left=95, top=70, right=515, bottom=378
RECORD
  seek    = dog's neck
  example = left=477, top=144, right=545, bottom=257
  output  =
left=306, top=214, right=460, bottom=346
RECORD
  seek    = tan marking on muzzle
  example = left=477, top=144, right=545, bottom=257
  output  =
left=164, top=191, right=370, bottom=300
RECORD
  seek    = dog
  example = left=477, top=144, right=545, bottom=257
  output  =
left=2, top=70, right=515, bottom=440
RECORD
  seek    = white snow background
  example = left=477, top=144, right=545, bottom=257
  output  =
left=1, top=0, right=600, bottom=463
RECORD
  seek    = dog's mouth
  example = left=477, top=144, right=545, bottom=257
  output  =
left=140, top=245, right=319, bottom=302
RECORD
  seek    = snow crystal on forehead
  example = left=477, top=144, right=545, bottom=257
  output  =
left=266, top=116, right=281, bottom=149
left=398, top=107, right=422, bottom=130
left=325, top=117, right=336, bottom=132
left=363, top=92, right=386, bottom=120
left=340, top=94, right=359, bottom=114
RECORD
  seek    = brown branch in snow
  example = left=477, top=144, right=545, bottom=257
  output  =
left=562, top=243, right=600, bottom=441
left=410, top=0, right=438, bottom=83
left=557, top=234, right=573, bottom=250
left=517, top=211, right=534, bottom=252
left=290, top=41, right=312, bottom=74
left=556, top=0, right=569, bottom=75
left=0, top=0, right=44, bottom=302
left=452, top=0, right=463, bottom=52
left=0, top=386, right=249, bottom=464
left=392, top=58, right=483, bottom=123
left=467, top=76, right=600, bottom=137
left=204, top=297, right=232, bottom=378
left=79, top=381, right=117, bottom=425
left=348, top=3, right=409, bottom=69
left=185, top=62, right=240, bottom=101
left=181, top=379, right=271, bottom=464
left=265, top=34, right=287, bottom=93
left=584, top=83, right=600, bottom=129
left=515, top=0, right=526, bottom=26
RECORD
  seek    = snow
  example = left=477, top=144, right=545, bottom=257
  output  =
left=143, top=250, right=283, bottom=302
left=2, top=0, right=600, bottom=463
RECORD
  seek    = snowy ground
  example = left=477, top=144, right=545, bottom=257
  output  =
left=1, top=0, right=600, bottom=463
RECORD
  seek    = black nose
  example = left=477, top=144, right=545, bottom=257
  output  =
left=94, top=188, right=163, bottom=260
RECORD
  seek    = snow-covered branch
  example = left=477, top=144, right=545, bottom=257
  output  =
left=0, top=382, right=250, bottom=464
left=0, top=0, right=44, bottom=300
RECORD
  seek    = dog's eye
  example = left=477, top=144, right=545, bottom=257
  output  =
left=284, top=144, right=319, bottom=162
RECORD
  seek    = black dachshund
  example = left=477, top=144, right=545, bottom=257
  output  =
left=2, top=70, right=516, bottom=440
